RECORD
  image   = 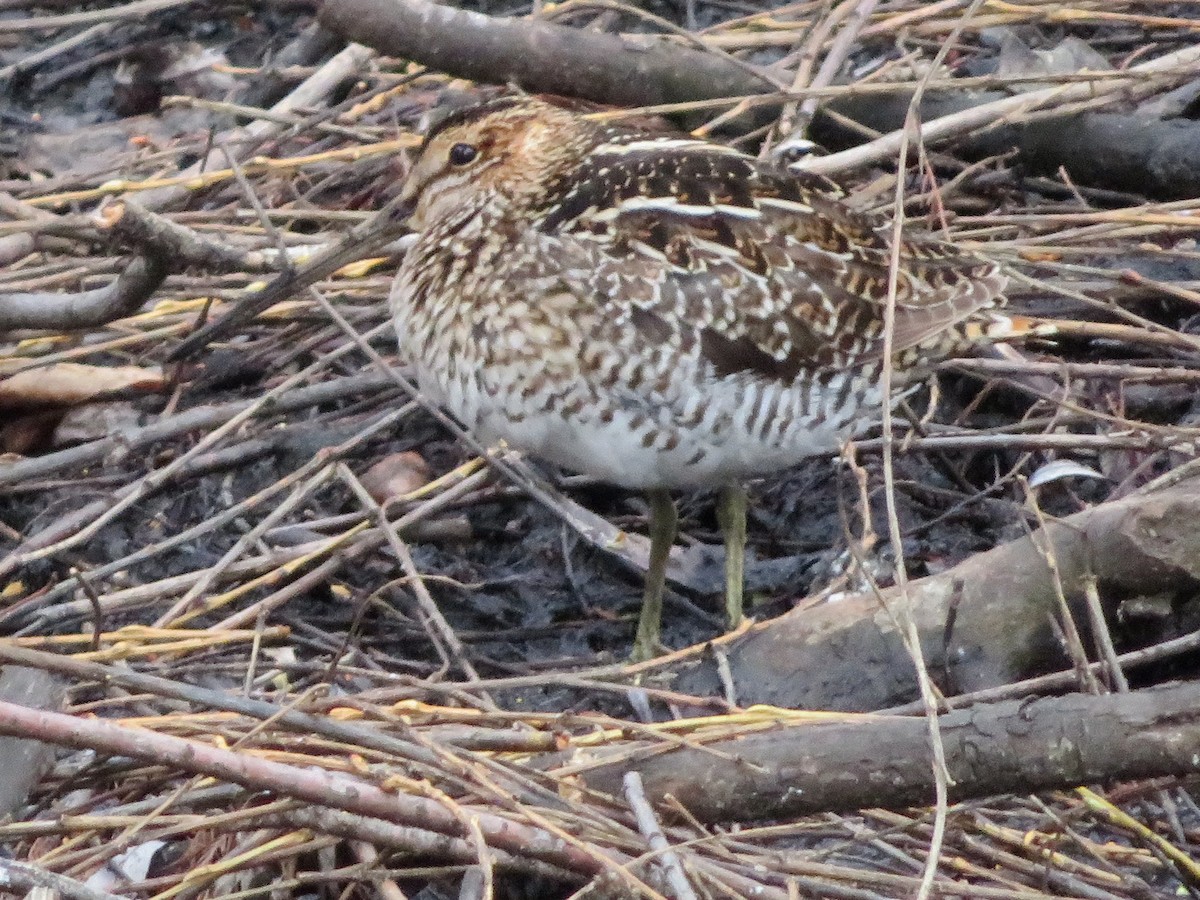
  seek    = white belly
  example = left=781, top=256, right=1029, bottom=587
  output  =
left=392, top=276, right=886, bottom=490
left=473, top=398, right=853, bottom=490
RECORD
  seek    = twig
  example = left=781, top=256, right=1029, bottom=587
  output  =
left=1021, top=479, right=1102, bottom=694
left=805, top=41, right=1200, bottom=175
left=2, top=0, right=198, bottom=31
left=0, top=699, right=611, bottom=876
left=876, top=5, right=986, bottom=895
left=0, top=858, right=124, bottom=900
left=135, top=41, right=378, bottom=211
left=1081, top=573, right=1129, bottom=693
left=0, top=253, right=168, bottom=331
left=0, top=372, right=395, bottom=489
left=623, top=771, right=698, bottom=900
left=102, top=199, right=292, bottom=274
left=775, top=0, right=881, bottom=154
left=339, top=462, right=493, bottom=694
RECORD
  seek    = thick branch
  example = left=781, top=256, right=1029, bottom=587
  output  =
left=815, top=90, right=1200, bottom=199
left=0, top=667, right=63, bottom=818
left=318, top=0, right=769, bottom=108
left=103, top=200, right=275, bottom=273
left=321, top=0, right=1200, bottom=198
left=658, top=479, right=1200, bottom=711
left=576, top=681, right=1200, bottom=822
left=0, top=697, right=609, bottom=877
left=0, top=254, right=167, bottom=331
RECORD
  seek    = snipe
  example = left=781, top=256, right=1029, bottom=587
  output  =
left=175, top=94, right=1027, bottom=660
left=389, top=96, right=1023, bottom=660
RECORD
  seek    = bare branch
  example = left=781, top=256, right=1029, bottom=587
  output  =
left=318, top=0, right=769, bottom=108
left=578, top=681, right=1200, bottom=822
left=0, top=253, right=168, bottom=332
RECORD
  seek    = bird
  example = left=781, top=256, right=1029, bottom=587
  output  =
left=172, top=93, right=1029, bottom=661
left=388, top=94, right=1027, bottom=661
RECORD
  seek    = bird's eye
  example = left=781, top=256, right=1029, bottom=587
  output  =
left=448, top=143, right=478, bottom=166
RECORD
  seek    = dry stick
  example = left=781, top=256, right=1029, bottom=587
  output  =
left=22, top=459, right=484, bottom=632
left=0, top=700, right=610, bottom=877
left=804, top=41, right=1200, bottom=176
left=163, top=95, right=382, bottom=144
left=136, top=41, right=377, bottom=212
left=1021, top=481, right=1101, bottom=695
left=623, top=772, right=699, bottom=900
left=153, top=463, right=339, bottom=626
left=0, top=648, right=585, bottom=888
left=214, top=556, right=349, bottom=635
left=0, top=21, right=116, bottom=83
left=0, top=252, right=168, bottom=331
left=275, top=807, right=601, bottom=895
left=859, top=0, right=961, bottom=38
left=0, top=640, right=644, bottom=893
left=0, top=642, right=454, bottom=769
left=387, top=546, right=472, bottom=679
left=855, top=431, right=1186, bottom=453
left=775, top=0, right=881, bottom=154
left=1082, top=578, right=1128, bottom=696
left=0, top=325, right=396, bottom=579
left=0, top=858, right=124, bottom=900
left=895, top=623, right=1200, bottom=716
left=951, top=358, right=1200, bottom=384
left=167, top=191, right=412, bottom=360
left=0, top=371, right=393, bottom=489
left=338, top=462, right=492, bottom=696
left=91, top=687, right=330, bottom=882
left=348, top=842, right=412, bottom=900
left=877, top=5, right=986, bottom=896
left=1, top=394, right=403, bottom=620
left=1036, top=316, right=1200, bottom=356
left=1077, top=569, right=1184, bottom=873
left=1, top=0, right=198, bottom=31
left=103, top=199, right=295, bottom=274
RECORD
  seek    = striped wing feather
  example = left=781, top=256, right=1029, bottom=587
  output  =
left=527, top=141, right=1005, bottom=383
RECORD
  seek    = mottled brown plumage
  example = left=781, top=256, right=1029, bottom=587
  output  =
left=391, top=95, right=1016, bottom=657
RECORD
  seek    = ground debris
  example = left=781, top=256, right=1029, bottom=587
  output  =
left=4, top=2, right=1200, bottom=897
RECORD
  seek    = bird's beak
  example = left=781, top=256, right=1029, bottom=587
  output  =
left=394, top=175, right=422, bottom=229
left=169, top=196, right=414, bottom=361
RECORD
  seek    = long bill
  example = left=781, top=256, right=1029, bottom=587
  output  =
left=168, top=195, right=413, bottom=361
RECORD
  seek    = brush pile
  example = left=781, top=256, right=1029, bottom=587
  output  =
left=4, top=1, right=1200, bottom=897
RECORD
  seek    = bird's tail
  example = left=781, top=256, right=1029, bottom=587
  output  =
left=962, top=312, right=1058, bottom=344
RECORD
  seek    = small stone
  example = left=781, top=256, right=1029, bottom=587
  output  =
left=361, top=451, right=432, bottom=503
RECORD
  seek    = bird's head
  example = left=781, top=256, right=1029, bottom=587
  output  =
left=398, top=95, right=599, bottom=231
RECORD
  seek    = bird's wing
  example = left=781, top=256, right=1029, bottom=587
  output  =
left=527, top=142, right=1006, bottom=383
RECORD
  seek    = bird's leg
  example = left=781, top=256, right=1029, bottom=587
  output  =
left=717, top=482, right=748, bottom=628
left=632, top=490, right=677, bottom=662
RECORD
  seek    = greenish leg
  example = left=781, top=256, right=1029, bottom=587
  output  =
left=717, top=482, right=748, bottom=629
left=631, top=490, right=677, bottom=662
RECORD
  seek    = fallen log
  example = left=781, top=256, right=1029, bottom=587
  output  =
left=319, top=0, right=770, bottom=109
left=655, top=478, right=1200, bottom=711
left=320, top=0, right=1200, bottom=198
left=573, top=681, right=1200, bottom=822
left=0, top=666, right=62, bottom=818
left=815, top=90, right=1200, bottom=200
